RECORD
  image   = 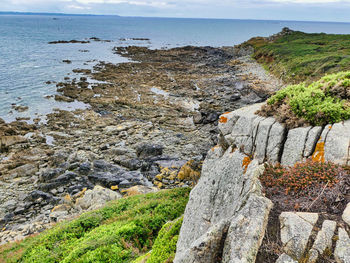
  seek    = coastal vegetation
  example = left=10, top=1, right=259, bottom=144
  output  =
left=257, top=71, right=350, bottom=127
left=0, top=188, right=190, bottom=263
left=243, top=29, right=350, bottom=83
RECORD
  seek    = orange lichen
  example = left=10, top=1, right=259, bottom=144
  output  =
left=242, top=156, right=252, bottom=173
left=211, top=145, right=220, bottom=152
left=219, top=116, right=228, bottom=123
left=312, top=140, right=325, bottom=163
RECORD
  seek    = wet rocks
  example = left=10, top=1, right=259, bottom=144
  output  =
left=48, top=40, right=90, bottom=44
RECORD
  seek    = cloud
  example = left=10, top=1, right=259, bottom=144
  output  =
left=2, top=0, right=350, bottom=21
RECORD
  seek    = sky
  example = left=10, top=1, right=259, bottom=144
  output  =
left=1, top=0, right=350, bottom=22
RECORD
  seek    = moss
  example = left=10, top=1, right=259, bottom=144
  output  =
left=147, top=217, right=183, bottom=263
left=258, top=71, right=350, bottom=127
left=242, top=30, right=350, bottom=83
left=0, top=188, right=190, bottom=263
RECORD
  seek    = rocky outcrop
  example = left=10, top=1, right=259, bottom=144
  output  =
left=174, top=147, right=272, bottom=263
left=218, top=104, right=350, bottom=165
left=175, top=102, right=350, bottom=262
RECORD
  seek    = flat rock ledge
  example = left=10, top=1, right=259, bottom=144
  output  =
left=218, top=103, right=350, bottom=166
left=174, top=147, right=273, bottom=263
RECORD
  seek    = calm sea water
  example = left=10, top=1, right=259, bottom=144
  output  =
left=1, top=15, right=350, bottom=122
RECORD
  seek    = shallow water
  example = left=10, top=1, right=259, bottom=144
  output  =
left=1, top=14, right=350, bottom=122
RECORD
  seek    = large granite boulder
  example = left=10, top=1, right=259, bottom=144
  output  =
left=174, top=146, right=272, bottom=263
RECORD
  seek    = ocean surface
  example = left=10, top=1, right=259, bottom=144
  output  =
left=1, top=14, right=350, bottom=122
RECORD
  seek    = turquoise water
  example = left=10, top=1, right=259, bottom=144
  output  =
left=1, top=15, right=350, bottom=122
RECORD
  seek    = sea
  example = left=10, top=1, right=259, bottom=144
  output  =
left=1, top=14, right=350, bottom=123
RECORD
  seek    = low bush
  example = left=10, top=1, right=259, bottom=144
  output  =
left=260, top=159, right=350, bottom=213
left=0, top=188, right=190, bottom=263
left=258, top=71, right=350, bottom=128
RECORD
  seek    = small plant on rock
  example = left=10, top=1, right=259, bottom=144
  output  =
left=260, top=159, right=350, bottom=213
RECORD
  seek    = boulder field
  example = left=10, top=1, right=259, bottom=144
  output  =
left=175, top=103, right=350, bottom=263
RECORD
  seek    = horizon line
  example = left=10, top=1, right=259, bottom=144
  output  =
left=1, top=10, right=350, bottom=24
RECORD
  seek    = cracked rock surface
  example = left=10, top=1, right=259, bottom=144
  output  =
left=174, top=146, right=272, bottom=263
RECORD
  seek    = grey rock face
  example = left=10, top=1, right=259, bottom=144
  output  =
left=303, top=126, right=323, bottom=158
left=254, top=117, right=276, bottom=163
left=325, top=120, right=350, bottom=164
left=265, top=121, right=286, bottom=163
left=307, top=220, right=336, bottom=263
left=174, top=147, right=272, bottom=263
left=279, top=212, right=318, bottom=260
left=217, top=104, right=350, bottom=165
left=342, top=203, right=350, bottom=227
left=75, top=185, right=122, bottom=210
left=335, top=228, right=350, bottom=263
left=222, top=193, right=272, bottom=263
left=281, top=127, right=311, bottom=166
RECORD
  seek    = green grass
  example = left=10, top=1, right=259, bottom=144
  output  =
left=263, top=71, right=350, bottom=126
left=243, top=30, right=350, bottom=83
left=0, top=188, right=190, bottom=263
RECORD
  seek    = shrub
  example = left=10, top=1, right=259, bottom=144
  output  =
left=0, top=188, right=190, bottom=263
left=258, top=71, right=350, bottom=127
left=260, top=159, right=350, bottom=213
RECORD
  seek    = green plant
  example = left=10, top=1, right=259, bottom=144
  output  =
left=259, top=71, right=350, bottom=127
left=242, top=30, right=350, bottom=83
left=0, top=188, right=190, bottom=263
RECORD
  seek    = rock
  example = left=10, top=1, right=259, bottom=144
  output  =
left=78, top=162, right=91, bottom=175
left=307, top=220, right=336, bottom=263
left=136, top=144, right=163, bottom=159
left=342, top=203, right=350, bottom=227
left=222, top=193, right=272, bottom=262
left=0, top=135, right=27, bottom=150
left=93, top=159, right=112, bottom=171
left=40, top=168, right=63, bottom=182
left=175, top=221, right=230, bottom=263
left=276, top=253, right=298, bottom=263
left=25, top=190, right=59, bottom=205
left=174, top=148, right=272, bottom=263
left=88, top=172, right=124, bottom=188
left=3, top=200, right=17, bottom=212
left=325, top=120, right=350, bottom=164
left=334, top=228, right=350, bottom=263
left=254, top=117, right=275, bottom=163
left=303, top=126, right=323, bottom=157
left=279, top=212, right=319, bottom=260
left=11, top=163, right=38, bottom=177
left=122, top=185, right=158, bottom=196
left=218, top=104, right=350, bottom=166
left=49, top=210, right=69, bottom=222
left=281, top=127, right=311, bottom=166
left=76, top=185, right=122, bottom=210
left=265, top=121, right=286, bottom=163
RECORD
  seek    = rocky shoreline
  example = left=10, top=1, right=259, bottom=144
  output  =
left=0, top=44, right=281, bottom=244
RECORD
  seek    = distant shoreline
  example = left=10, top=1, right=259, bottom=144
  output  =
left=1, top=11, right=350, bottom=24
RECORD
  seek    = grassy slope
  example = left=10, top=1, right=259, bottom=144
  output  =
left=243, top=30, right=350, bottom=83
left=0, top=188, right=190, bottom=263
